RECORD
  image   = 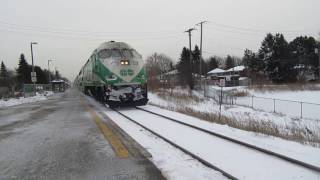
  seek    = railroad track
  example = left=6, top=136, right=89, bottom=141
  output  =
left=135, top=107, right=320, bottom=173
left=112, top=107, right=238, bottom=180
left=111, top=106, right=320, bottom=179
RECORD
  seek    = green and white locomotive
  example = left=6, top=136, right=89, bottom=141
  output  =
left=75, top=41, right=148, bottom=107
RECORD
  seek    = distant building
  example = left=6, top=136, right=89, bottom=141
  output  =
left=51, top=79, right=66, bottom=92
left=207, top=66, right=250, bottom=87
left=207, top=68, right=225, bottom=76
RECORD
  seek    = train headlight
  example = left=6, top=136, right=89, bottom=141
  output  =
left=120, top=60, right=130, bottom=65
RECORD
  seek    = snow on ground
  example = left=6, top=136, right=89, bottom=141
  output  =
left=86, top=93, right=320, bottom=179
left=0, top=91, right=53, bottom=108
left=231, top=87, right=320, bottom=119
left=149, top=90, right=320, bottom=132
left=140, top=105, right=320, bottom=168
left=149, top=88, right=320, bottom=147
left=85, top=97, right=227, bottom=180
left=112, top=108, right=319, bottom=180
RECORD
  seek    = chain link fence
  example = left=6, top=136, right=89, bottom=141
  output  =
left=235, top=96, right=320, bottom=119
left=203, top=80, right=320, bottom=119
left=23, top=84, right=52, bottom=97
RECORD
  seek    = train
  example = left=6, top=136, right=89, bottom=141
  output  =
left=74, top=41, right=148, bottom=107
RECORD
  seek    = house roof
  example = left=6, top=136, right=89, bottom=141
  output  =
left=51, top=79, right=65, bottom=83
left=207, top=68, right=225, bottom=74
left=226, top=65, right=245, bottom=72
left=163, top=69, right=178, bottom=75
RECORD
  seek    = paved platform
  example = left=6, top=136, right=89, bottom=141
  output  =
left=0, top=89, right=165, bottom=180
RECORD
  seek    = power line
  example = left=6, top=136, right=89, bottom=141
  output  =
left=0, top=19, right=182, bottom=37
left=0, top=26, right=184, bottom=41
left=208, top=21, right=311, bottom=34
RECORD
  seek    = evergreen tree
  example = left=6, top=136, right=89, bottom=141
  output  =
left=243, top=49, right=264, bottom=72
left=207, top=57, right=219, bottom=71
left=55, top=69, right=61, bottom=80
left=177, top=47, right=194, bottom=89
left=34, top=66, right=48, bottom=84
left=16, top=54, right=31, bottom=85
left=289, top=36, right=318, bottom=67
left=192, top=45, right=201, bottom=74
left=225, top=55, right=235, bottom=69
left=288, top=36, right=319, bottom=79
left=258, top=33, right=295, bottom=82
left=0, top=61, right=9, bottom=87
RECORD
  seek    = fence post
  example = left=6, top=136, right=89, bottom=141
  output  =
left=300, top=102, right=303, bottom=118
left=273, top=99, right=276, bottom=113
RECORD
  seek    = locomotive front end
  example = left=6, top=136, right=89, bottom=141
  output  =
left=96, top=41, right=148, bottom=107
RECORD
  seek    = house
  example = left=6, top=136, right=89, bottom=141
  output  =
left=207, top=66, right=250, bottom=87
left=207, top=68, right=225, bottom=77
left=158, top=69, right=179, bottom=85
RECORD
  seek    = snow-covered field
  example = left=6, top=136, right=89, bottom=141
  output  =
left=149, top=88, right=320, bottom=146
left=85, top=96, right=320, bottom=179
left=230, top=87, right=320, bottom=119
left=0, top=91, right=53, bottom=108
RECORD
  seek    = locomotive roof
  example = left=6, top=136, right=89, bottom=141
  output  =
left=96, top=41, right=133, bottom=51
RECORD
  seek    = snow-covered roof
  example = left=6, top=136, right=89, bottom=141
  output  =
left=51, top=79, right=65, bottom=83
left=207, top=68, right=225, bottom=74
left=163, top=69, right=178, bottom=75
left=239, top=77, right=248, bottom=80
left=226, top=65, right=245, bottom=72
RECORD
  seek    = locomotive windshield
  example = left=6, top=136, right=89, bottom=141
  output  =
left=111, top=49, right=122, bottom=57
left=122, top=49, right=133, bottom=58
left=98, top=49, right=139, bottom=59
left=98, top=49, right=112, bottom=59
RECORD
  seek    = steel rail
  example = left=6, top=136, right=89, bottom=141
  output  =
left=112, top=108, right=238, bottom=180
left=136, top=107, right=320, bottom=173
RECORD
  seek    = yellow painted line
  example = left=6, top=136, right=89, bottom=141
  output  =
left=87, top=107, right=129, bottom=158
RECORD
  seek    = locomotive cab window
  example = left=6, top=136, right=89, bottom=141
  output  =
left=98, top=49, right=112, bottom=59
left=111, top=49, right=122, bottom=57
left=120, top=60, right=130, bottom=65
left=122, top=49, right=133, bottom=58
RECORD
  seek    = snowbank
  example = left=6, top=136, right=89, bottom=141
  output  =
left=0, top=91, right=53, bottom=108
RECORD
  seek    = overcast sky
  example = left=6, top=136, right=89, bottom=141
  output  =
left=1, top=0, right=319, bottom=80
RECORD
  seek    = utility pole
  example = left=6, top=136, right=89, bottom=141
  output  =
left=184, top=28, right=196, bottom=81
left=30, top=42, right=38, bottom=96
left=196, top=21, right=208, bottom=90
left=48, top=60, right=53, bottom=85
left=196, top=21, right=208, bottom=78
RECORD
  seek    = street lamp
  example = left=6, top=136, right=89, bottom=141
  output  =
left=48, top=60, right=53, bottom=83
left=30, top=42, right=38, bottom=95
left=30, top=42, right=38, bottom=72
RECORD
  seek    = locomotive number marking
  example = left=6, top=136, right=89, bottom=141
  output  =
left=120, top=69, right=134, bottom=76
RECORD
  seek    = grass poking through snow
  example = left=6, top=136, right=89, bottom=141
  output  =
left=150, top=89, right=320, bottom=147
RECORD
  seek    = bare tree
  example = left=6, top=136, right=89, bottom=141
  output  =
left=146, top=53, right=173, bottom=78
left=146, top=53, right=174, bottom=89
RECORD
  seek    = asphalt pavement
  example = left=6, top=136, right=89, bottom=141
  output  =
left=0, top=89, right=165, bottom=180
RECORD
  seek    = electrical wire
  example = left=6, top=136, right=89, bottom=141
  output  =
left=207, top=21, right=313, bottom=35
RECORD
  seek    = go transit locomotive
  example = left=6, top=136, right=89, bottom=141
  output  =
left=75, top=41, right=148, bottom=107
